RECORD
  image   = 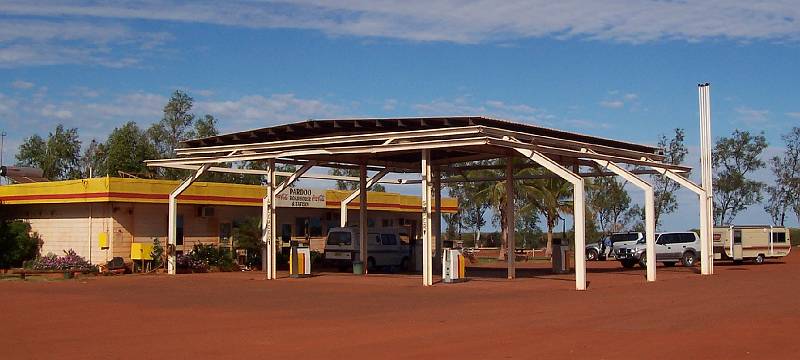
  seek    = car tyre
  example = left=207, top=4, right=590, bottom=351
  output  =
left=621, top=260, right=636, bottom=269
left=754, top=254, right=765, bottom=264
left=638, top=254, right=647, bottom=268
left=681, top=252, right=696, bottom=267
left=587, top=249, right=598, bottom=261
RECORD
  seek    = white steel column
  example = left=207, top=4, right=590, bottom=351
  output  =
left=340, top=169, right=389, bottom=227
left=262, top=160, right=276, bottom=279
left=505, top=159, right=516, bottom=279
left=421, top=150, right=433, bottom=286
left=359, top=164, right=368, bottom=274
left=515, top=148, right=587, bottom=290
left=591, top=157, right=656, bottom=281
left=651, top=167, right=710, bottom=275
left=168, top=164, right=209, bottom=275
left=699, top=83, right=714, bottom=275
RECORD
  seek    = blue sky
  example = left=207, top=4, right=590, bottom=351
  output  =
left=1, top=1, right=799, bottom=230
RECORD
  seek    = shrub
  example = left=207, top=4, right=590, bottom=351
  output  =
left=150, top=238, right=164, bottom=269
left=27, top=249, right=97, bottom=272
left=176, top=253, right=209, bottom=273
left=0, top=220, right=41, bottom=269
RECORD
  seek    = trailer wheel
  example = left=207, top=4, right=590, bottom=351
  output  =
left=367, top=257, right=377, bottom=272
left=681, top=252, right=696, bottom=267
left=754, top=254, right=765, bottom=264
left=587, top=249, right=598, bottom=261
left=399, top=257, right=409, bottom=272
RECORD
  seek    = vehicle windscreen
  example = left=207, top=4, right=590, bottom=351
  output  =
left=610, top=233, right=639, bottom=243
left=327, top=232, right=352, bottom=245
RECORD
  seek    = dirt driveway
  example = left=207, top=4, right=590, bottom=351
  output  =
left=3, top=252, right=799, bottom=359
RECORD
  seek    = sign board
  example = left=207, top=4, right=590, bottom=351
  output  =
left=276, top=188, right=327, bottom=208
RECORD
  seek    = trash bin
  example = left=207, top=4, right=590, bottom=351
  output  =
left=352, top=261, right=364, bottom=275
left=552, top=238, right=570, bottom=274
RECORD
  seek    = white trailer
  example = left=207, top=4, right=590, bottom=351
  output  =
left=713, top=225, right=791, bottom=264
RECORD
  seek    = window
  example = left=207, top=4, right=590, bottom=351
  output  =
left=281, top=224, right=292, bottom=241
left=309, top=217, right=323, bottom=237
left=610, top=233, right=639, bottom=243
left=327, top=231, right=351, bottom=245
left=772, top=232, right=787, bottom=243
left=176, top=215, right=184, bottom=245
left=295, top=217, right=308, bottom=237
left=381, top=234, right=398, bottom=245
left=676, top=233, right=696, bottom=243
left=382, top=219, right=393, bottom=227
left=656, top=234, right=675, bottom=245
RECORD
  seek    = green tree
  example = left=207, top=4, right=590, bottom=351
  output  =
left=713, top=130, right=768, bottom=225
left=98, top=122, right=159, bottom=177
left=519, top=172, right=573, bottom=256
left=764, top=127, right=800, bottom=226
left=587, top=177, right=631, bottom=235
left=0, top=220, right=41, bottom=269
left=233, top=217, right=263, bottom=268
left=328, top=167, right=386, bottom=192
left=649, top=128, right=689, bottom=229
left=80, top=139, right=105, bottom=178
left=148, top=90, right=219, bottom=179
left=16, top=124, right=82, bottom=180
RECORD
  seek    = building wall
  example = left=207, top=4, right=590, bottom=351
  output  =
left=4, top=203, right=114, bottom=265
left=4, top=201, right=429, bottom=264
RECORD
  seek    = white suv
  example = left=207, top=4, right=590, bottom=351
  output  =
left=615, top=231, right=701, bottom=268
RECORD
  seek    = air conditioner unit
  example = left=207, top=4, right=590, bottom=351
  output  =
left=197, top=206, right=215, bottom=218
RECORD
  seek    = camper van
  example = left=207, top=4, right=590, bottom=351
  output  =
left=324, top=227, right=410, bottom=271
left=713, top=226, right=792, bottom=264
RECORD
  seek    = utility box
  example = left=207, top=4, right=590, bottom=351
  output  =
left=289, top=244, right=311, bottom=278
left=98, top=232, right=109, bottom=249
left=442, top=249, right=466, bottom=283
left=551, top=239, right=570, bottom=274
left=131, top=243, right=154, bottom=260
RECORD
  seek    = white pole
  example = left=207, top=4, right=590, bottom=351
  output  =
left=167, top=164, right=209, bottom=275
left=421, top=149, right=433, bottom=286
left=433, top=166, right=442, bottom=267
left=698, top=83, right=714, bottom=275
left=515, top=148, right=586, bottom=290
left=591, top=158, right=656, bottom=282
left=359, top=164, right=368, bottom=274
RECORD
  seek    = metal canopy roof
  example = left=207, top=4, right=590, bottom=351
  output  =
left=153, top=116, right=686, bottom=173
left=184, top=116, right=658, bottom=153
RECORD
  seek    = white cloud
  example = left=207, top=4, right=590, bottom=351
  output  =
left=786, top=112, right=800, bottom=119
left=196, top=94, right=346, bottom=130
left=40, top=104, right=73, bottom=119
left=735, top=106, right=770, bottom=126
left=600, top=100, right=624, bottom=109
left=412, top=96, right=559, bottom=125
left=382, top=99, right=398, bottom=111
left=1, top=1, right=798, bottom=45
left=0, top=18, right=170, bottom=67
left=11, top=80, right=35, bottom=89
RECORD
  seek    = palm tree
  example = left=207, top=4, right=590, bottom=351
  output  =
left=518, top=170, right=573, bottom=257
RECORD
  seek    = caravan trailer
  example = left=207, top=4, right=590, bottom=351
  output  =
left=324, top=227, right=410, bottom=271
left=713, top=226, right=791, bottom=264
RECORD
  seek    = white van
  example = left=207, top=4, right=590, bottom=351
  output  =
left=324, top=227, right=410, bottom=271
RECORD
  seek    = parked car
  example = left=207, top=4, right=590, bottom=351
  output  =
left=586, top=232, right=644, bottom=261
left=713, top=225, right=791, bottom=264
left=614, top=231, right=701, bottom=268
left=324, top=227, right=410, bottom=271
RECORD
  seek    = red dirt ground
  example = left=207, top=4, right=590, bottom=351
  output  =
left=3, top=252, right=799, bottom=359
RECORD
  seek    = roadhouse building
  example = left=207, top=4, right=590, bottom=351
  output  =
left=0, top=177, right=457, bottom=265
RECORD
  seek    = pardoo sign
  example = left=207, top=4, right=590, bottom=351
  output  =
left=276, top=188, right=326, bottom=208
